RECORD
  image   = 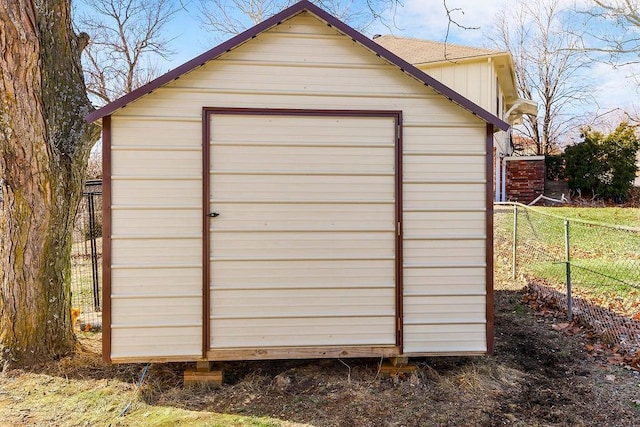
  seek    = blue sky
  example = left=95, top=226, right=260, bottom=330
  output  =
left=108, top=0, right=640, bottom=130
left=164, top=0, right=501, bottom=66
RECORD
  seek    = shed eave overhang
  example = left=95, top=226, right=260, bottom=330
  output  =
left=415, top=51, right=511, bottom=67
left=491, top=54, right=518, bottom=103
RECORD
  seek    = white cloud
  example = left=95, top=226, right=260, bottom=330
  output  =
left=588, top=62, right=640, bottom=115
left=369, top=0, right=593, bottom=46
left=368, top=0, right=640, bottom=129
left=369, top=0, right=506, bottom=45
left=162, top=0, right=640, bottom=130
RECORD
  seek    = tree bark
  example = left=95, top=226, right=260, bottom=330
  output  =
left=0, top=0, right=99, bottom=368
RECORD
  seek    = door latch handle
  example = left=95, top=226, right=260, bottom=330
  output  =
left=208, top=212, right=220, bottom=218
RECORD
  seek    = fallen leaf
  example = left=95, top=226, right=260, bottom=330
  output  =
left=552, top=323, right=570, bottom=331
left=607, top=355, right=624, bottom=365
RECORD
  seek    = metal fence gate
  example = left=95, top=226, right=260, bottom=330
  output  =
left=71, top=179, right=102, bottom=331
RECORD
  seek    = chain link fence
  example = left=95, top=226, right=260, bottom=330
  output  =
left=71, top=180, right=103, bottom=331
left=495, top=202, right=640, bottom=354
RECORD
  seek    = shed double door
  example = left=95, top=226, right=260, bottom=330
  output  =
left=205, top=109, right=399, bottom=352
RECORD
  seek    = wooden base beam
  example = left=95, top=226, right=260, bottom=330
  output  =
left=389, top=356, right=409, bottom=366
left=380, top=357, right=417, bottom=378
left=184, top=362, right=223, bottom=386
left=196, top=360, right=211, bottom=372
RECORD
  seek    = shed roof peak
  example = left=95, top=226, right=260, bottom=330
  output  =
left=85, top=0, right=508, bottom=131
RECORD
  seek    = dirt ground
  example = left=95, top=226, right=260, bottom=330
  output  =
left=3, top=286, right=640, bottom=426
left=145, top=289, right=640, bottom=426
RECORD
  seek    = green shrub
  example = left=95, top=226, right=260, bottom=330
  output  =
left=545, top=153, right=566, bottom=181
left=564, top=122, right=639, bottom=201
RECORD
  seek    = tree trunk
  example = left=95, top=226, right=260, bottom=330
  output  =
left=0, top=0, right=99, bottom=368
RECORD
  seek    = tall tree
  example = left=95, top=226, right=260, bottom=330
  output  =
left=75, top=0, right=179, bottom=105
left=0, top=0, right=100, bottom=368
left=489, top=0, right=594, bottom=154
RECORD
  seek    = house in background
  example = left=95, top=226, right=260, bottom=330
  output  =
left=374, top=36, right=538, bottom=202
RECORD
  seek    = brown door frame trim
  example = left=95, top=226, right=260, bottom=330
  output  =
left=201, top=107, right=404, bottom=357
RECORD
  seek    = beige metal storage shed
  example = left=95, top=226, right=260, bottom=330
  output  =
left=87, top=0, right=509, bottom=363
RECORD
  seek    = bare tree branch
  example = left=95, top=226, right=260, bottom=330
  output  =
left=196, top=0, right=398, bottom=40
left=487, top=0, right=595, bottom=154
left=442, top=0, right=479, bottom=61
left=570, top=1, right=640, bottom=63
left=74, top=0, right=180, bottom=106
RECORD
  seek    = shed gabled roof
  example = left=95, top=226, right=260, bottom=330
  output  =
left=85, top=0, right=509, bottom=131
left=373, top=35, right=508, bottom=65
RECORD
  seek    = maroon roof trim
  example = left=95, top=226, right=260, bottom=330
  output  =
left=85, top=0, right=509, bottom=131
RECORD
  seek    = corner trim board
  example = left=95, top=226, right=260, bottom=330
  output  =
left=485, top=123, right=495, bottom=354
left=102, top=115, right=112, bottom=363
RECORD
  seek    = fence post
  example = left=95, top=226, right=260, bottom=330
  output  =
left=87, top=193, right=100, bottom=310
left=564, top=218, right=573, bottom=321
left=512, top=203, right=518, bottom=279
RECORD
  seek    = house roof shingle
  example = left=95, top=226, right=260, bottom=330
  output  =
left=373, top=35, right=508, bottom=64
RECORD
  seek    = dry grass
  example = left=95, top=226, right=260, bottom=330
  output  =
left=1, top=253, right=639, bottom=425
left=2, top=317, right=639, bottom=427
left=437, top=362, right=521, bottom=394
